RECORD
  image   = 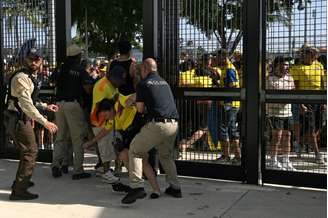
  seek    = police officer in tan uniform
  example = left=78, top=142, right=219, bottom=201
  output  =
left=121, top=58, right=181, bottom=204
left=8, top=48, right=58, bottom=200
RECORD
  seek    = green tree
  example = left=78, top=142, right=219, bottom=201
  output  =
left=181, top=0, right=308, bottom=54
left=2, top=0, right=46, bottom=49
left=71, top=0, right=142, bottom=57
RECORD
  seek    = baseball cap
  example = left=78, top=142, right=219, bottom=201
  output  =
left=26, top=48, right=42, bottom=60
left=67, top=44, right=82, bottom=57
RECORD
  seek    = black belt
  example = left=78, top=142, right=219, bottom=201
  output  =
left=152, top=118, right=177, bottom=123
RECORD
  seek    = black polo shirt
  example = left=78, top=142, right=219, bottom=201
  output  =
left=136, top=72, right=179, bottom=120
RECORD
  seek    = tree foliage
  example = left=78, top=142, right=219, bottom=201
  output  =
left=181, top=0, right=307, bottom=54
left=71, top=0, right=142, bottom=57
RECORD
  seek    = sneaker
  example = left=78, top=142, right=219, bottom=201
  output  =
left=112, top=183, right=131, bottom=193
left=165, top=186, right=182, bottom=198
left=9, top=190, right=38, bottom=200
left=231, top=157, right=241, bottom=165
left=101, top=171, right=119, bottom=184
left=52, top=166, right=62, bottom=178
left=150, top=192, right=160, bottom=199
left=216, top=155, right=230, bottom=162
left=271, top=160, right=286, bottom=170
left=283, top=161, right=296, bottom=171
left=61, top=165, right=69, bottom=174
left=315, top=153, right=325, bottom=164
left=121, top=187, right=147, bottom=204
left=11, top=181, right=34, bottom=189
left=72, top=172, right=91, bottom=180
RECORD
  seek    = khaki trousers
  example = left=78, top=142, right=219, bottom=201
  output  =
left=129, top=120, right=180, bottom=189
left=92, top=127, right=116, bottom=163
left=52, top=101, right=88, bottom=174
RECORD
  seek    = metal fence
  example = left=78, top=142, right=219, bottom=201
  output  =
left=0, top=0, right=57, bottom=153
left=158, top=0, right=326, bottom=188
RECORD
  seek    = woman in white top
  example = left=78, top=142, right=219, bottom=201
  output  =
left=266, top=56, right=295, bottom=171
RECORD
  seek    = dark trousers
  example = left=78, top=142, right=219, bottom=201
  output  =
left=12, top=120, right=38, bottom=192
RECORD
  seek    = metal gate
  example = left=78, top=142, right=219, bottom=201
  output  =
left=158, top=0, right=246, bottom=182
left=0, top=0, right=70, bottom=162
left=157, top=0, right=327, bottom=188
left=261, top=0, right=327, bottom=188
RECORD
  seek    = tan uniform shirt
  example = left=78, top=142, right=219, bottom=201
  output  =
left=8, top=72, right=48, bottom=126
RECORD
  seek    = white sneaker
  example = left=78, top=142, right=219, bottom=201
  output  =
left=101, top=171, right=119, bottom=184
left=283, top=161, right=296, bottom=171
left=315, top=153, right=326, bottom=165
left=271, top=160, right=286, bottom=170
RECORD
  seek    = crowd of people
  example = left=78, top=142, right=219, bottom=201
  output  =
left=3, top=38, right=326, bottom=203
left=5, top=40, right=182, bottom=205
left=178, top=45, right=327, bottom=170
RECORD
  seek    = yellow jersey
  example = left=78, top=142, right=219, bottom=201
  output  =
left=219, top=61, right=240, bottom=108
left=290, top=61, right=324, bottom=90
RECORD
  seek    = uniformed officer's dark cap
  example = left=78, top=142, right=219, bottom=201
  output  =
left=26, top=48, right=42, bottom=60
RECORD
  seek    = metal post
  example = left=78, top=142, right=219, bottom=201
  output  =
left=48, top=0, right=56, bottom=68
left=313, top=9, right=316, bottom=46
left=304, top=0, right=307, bottom=44
left=85, top=7, right=88, bottom=58
left=55, top=0, right=71, bottom=65
left=143, top=0, right=158, bottom=59
left=0, top=0, right=5, bottom=153
left=243, top=0, right=262, bottom=185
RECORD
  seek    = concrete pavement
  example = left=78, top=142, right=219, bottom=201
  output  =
left=0, top=159, right=326, bottom=218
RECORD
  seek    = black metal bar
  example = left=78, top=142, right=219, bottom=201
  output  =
left=243, top=0, right=262, bottom=185
left=143, top=0, right=158, bottom=60
left=55, top=0, right=71, bottom=65
left=176, top=161, right=245, bottom=182
left=263, top=170, right=327, bottom=189
left=0, top=0, right=4, bottom=154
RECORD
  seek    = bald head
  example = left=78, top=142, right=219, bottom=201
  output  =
left=141, top=58, right=157, bottom=79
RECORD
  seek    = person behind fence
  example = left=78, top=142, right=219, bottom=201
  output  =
left=51, top=44, right=93, bottom=179
left=5, top=48, right=58, bottom=200
left=121, top=58, right=181, bottom=204
left=215, top=49, right=241, bottom=164
left=266, top=56, right=296, bottom=171
left=290, top=45, right=326, bottom=164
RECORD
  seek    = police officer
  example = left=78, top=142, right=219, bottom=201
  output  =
left=121, top=58, right=182, bottom=204
left=8, top=48, right=58, bottom=200
left=51, top=44, right=93, bottom=180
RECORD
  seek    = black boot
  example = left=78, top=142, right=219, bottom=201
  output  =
left=61, top=165, right=69, bottom=174
left=165, top=186, right=182, bottom=198
left=72, top=172, right=91, bottom=180
left=11, top=180, right=34, bottom=189
left=9, top=190, right=38, bottom=200
left=52, top=166, right=62, bottom=178
left=121, top=187, right=147, bottom=204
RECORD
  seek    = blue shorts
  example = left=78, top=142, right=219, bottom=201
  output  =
left=292, top=104, right=300, bottom=123
left=218, top=106, right=240, bottom=141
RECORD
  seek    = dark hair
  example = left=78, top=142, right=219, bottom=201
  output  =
left=118, top=40, right=132, bottom=55
left=96, top=98, right=115, bottom=118
left=318, top=55, right=327, bottom=70
left=106, top=65, right=126, bottom=86
left=273, top=56, right=290, bottom=68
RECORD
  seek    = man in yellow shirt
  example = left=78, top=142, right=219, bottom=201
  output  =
left=216, top=49, right=241, bottom=164
left=84, top=97, right=161, bottom=196
left=290, top=46, right=325, bottom=164
left=89, top=65, right=128, bottom=183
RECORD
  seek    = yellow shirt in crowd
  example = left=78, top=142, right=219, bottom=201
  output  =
left=290, top=60, right=325, bottom=90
